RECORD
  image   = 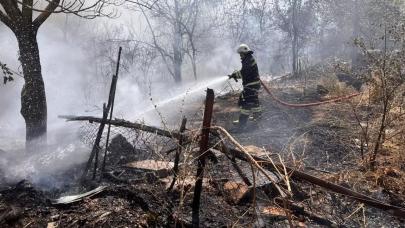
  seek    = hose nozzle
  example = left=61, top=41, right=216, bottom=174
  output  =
left=227, top=75, right=238, bottom=82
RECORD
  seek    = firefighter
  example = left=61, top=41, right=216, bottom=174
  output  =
left=228, top=44, right=262, bottom=130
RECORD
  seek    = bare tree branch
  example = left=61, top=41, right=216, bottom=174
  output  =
left=0, top=8, right=14, bottom=29
left=13, top=0, right=159, bottom=20
left=125, top=0, right=159, bottom=9
left=5, top=0, right=22, bottom=18
left=0, top=0, right=21, bottom=21
left=33, top=0, right=60, bottom=29
left=22, top=0, right=33, bottom=22
left=141, top=6, right=175, bottom=78
left=16, top=0, right=119, bottom=19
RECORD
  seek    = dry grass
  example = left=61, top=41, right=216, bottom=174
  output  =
left=319, top=74, right=357, bottom=97
left=312, top=87, right=405, bottom=198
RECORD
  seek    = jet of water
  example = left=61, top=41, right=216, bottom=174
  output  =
left=135, top=76, right=229, bottom=118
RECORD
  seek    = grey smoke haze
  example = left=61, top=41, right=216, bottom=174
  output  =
left=2, top=0, right=314, bottom=188
left=0, top=0, right=357, bottom=188
left=0, top=19, right=101, bottom=188
left=0, top=11, right=242, bottom=188
left=0, top=14, right=241, bottom=131
left=0, top=0, right=401, bottom=190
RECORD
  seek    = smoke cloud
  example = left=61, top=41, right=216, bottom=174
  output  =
left=0, top=12, right=240, bottom=189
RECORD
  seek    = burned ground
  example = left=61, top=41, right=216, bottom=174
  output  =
left=213, top=76, right=405, bottom=227
left=0, top=74, right=404, bottom=227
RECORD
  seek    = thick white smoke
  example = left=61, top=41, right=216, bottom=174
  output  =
left=0, top=11, right=240, bottom=189
left=0, top=20, right=103, bottom=188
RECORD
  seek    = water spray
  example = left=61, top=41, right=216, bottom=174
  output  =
left=133, top=76, right=229, bottom=118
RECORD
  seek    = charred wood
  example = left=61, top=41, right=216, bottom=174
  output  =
left=227, top=148, right=405, bottom=218
left=59, top=115, right=184, bottom=140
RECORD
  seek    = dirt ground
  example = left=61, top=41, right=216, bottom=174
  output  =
left=0, top=74, right=404, bottom=227
left=213, top=76, right=405, bottom=227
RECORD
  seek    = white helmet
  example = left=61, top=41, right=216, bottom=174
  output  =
left=237, top=44, right=252, bottom=54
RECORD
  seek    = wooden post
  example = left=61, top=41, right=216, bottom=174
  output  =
left=168, top=117, right=187, bottom=191
left=101, top=47, right=122, bottom=175
left=192, top=88, right=214, bottom=228
left=81, top=47, right=122, bottom=181
left=81, top=102, right=107, bottom=181
left=92, top=103, right=108, bottom=180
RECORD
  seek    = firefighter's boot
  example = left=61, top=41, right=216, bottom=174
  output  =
left=252, top=111, right=262, bottom=121
left=231, top=114, right=249, bottom=133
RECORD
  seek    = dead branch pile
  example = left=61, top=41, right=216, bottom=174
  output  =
left=58, top=113, right=405, bottom=227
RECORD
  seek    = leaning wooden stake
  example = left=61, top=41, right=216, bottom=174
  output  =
left=81, top=102, right=107, bottom=181
left=81, top=47, right=122, bottom=180
left=101, top=47, right=122, bottom=175
left=92, top=103, right=108, bottom=180
left=192, top=89, right=215, bottom=228
left=168, top=117, right=187, bottom=191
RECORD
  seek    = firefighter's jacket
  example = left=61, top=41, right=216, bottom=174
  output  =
left=233, top=52, right=260, bottom=87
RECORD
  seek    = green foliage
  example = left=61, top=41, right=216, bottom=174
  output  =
left=0, top=61, right=14, bottom=85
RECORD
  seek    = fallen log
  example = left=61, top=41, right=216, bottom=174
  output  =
left=226, top=147, right=405, bottom=219
left=59, top=115, right=184, bottom=139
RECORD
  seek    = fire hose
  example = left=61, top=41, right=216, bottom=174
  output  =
left=260, top=79, right=361, bottom=108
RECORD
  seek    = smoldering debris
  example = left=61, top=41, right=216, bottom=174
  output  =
left=52, top=186, right=107, bottom=205
left=0, top=135, right=89, bottom=190
left=1, top=85, right=404, bottom=227
left=0, top=62, right=404, bottom=227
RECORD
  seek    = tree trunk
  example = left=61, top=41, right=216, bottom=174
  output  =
left=351, top=0, right=361, bottom=69
left=291, top=0, right=299, bottom=76
left=370, top=97, right=388, bottom=169
left=292, top=35, right=298, bottom=76
left=173, top=0, right=183, bottom=83
left=173, top=47, right=182, bottom=83
left=16, top=27, right=47, bottom=149
left=191, top=46, right=197, bottom=80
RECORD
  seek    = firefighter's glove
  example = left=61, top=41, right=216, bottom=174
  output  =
left=229, top=70, right=240, bottom=82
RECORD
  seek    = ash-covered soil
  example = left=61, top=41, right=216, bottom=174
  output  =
left=0, top=180, right=173, bottom=227
left=0, top=74, right=404, bottom=228
left=213, top=76, right=405, bottom=227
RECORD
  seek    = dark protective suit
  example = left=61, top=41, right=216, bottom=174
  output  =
left=231, top=51, right=262, bottom=126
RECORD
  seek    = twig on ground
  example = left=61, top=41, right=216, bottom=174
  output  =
left=212, top=126, right=289, bottom=198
